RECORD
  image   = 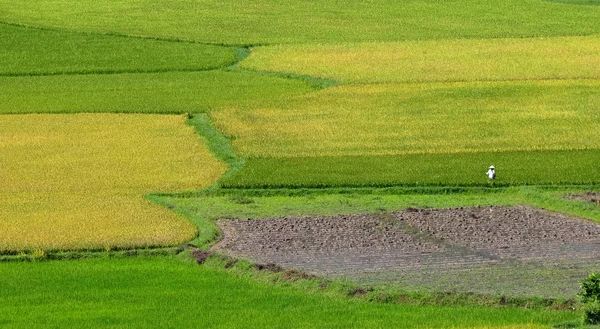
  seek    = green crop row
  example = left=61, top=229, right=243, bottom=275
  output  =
left=0, top=70, right=316, bottom=114
left=219, top=150, right=600, bottom=188
left=0, top=22, right=237, bottom=76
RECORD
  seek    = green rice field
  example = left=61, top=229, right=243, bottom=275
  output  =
left=1, top=0, right=600, bottom=327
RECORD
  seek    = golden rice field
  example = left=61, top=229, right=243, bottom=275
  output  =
left=211, top=80, right=600, bottom=158
left=240, top=36, right=600, bottom=83
left=0, top=114, right=226, bottom=251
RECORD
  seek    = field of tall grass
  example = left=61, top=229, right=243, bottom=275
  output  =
left=0, top=114, right=225, bottom=251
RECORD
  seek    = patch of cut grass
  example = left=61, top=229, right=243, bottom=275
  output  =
left=0, top=70, right=317, bottom=114
left=0, top=114, right=226, bottom=252
left=0, top=23, right=237, bottom=76
left=0, top=0, right=599, bottom=44
left=241, top=36, right=600, bottom=83
left=0, top=257, right=578, bottom=328
left=211, top=80, right=600, bottom=158
left=219, top=150, right=600, bottom=188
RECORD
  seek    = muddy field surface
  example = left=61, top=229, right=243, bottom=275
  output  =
left=568, top=192, right=600, bottom=205
left=213, top=205, right=600, bottom=298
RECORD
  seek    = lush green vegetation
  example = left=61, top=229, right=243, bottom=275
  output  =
left=0, top=114, right=225, bottom=252
left=0, top=257, right=579, bottom=328
left=1, top=0, right=600, bottom=44
left=2, top=0, right=600, bottom=327
left=0, top=22, right=237, bottom=76
left=0, top=71, right=317, bottom=114
left=219, top=150, right=600, bottom=188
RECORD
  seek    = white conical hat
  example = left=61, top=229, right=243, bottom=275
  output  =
left=489, top=165, right=495, bottom=169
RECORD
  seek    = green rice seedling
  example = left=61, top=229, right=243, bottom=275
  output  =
left=0, top=70, right=317, bottom=114
left=219, top=150, right=600, bottom=188
left=0, top=257, right=579, bottom=328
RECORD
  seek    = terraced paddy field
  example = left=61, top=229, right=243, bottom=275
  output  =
left=2, top=0, right=600, bottom=327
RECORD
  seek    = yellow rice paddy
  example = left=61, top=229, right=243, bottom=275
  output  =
left=0, top=114, right=226, bottom=251
left=241, top=36, right=600, bottom=83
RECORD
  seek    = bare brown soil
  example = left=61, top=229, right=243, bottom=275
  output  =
left=568, top=192, right=600, bottom=205
left=213, top=205, right=600, bottom=297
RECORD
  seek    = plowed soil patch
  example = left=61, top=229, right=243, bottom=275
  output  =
left=214, top=205, right=600, bottom=298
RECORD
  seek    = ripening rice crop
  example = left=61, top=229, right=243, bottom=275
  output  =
left=0, top=114, right=226, bottom=252
left=240, top=36, right=600, bottom=83
left=211, top=80, right=600, bottom=158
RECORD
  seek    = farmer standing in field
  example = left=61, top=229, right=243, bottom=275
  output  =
left=486, top=165, right=496, bottom=181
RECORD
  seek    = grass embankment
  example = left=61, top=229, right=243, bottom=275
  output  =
left=1, top=0, right=599, bottom=44
left=0, top=22, right=237, bottom=76
left=151, top=186, right=600, bottom=299
left=0, top=114, right=225, bottom=252
left=240, top=36, right=600, bottom=83
left=154, top=185, right=600, bottom=249
left=0, top=257, right=579, bottom=328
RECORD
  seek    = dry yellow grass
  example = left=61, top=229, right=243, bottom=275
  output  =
left=241, top=36, right=600, bottom=83
left=0, top=114, right=226, bottom=251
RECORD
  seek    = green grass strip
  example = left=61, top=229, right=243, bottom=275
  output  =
left=0, top=22, right=237, bottom=76
left=220, top=150, right=600, bottom=188
left=0, top=70, right=317, bottom=114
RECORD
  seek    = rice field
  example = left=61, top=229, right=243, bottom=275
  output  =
left=212, top=80, right=600, bottom=158
left=240, top=36, right=600, bottom=83
left=2, top=0, right=600, bottom=327
left=0, top=257, right=576, bottom=329
left=1, top=0, right=599, bottom=44
left=0, top=71, right=317, bottom=114
left=0, top=22, right=236, bottom=76
left=0, top=114, right=225, bottom=251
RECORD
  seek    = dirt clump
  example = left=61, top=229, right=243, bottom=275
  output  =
left=191, top=249, right=212, bottom=264
left=254, top=263, right=283, bottom=272
left=568, top=192, right=600, bottom=205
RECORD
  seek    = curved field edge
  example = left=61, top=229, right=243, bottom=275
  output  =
left=0, top=22, right=239, bottom=76
left=0, top=257, right=579, bottom=328
left=0, top=113, right=226, bottom=252
left=1, top=0, right=600, bottom=44
left=152, top=185, right=600, bottom=249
